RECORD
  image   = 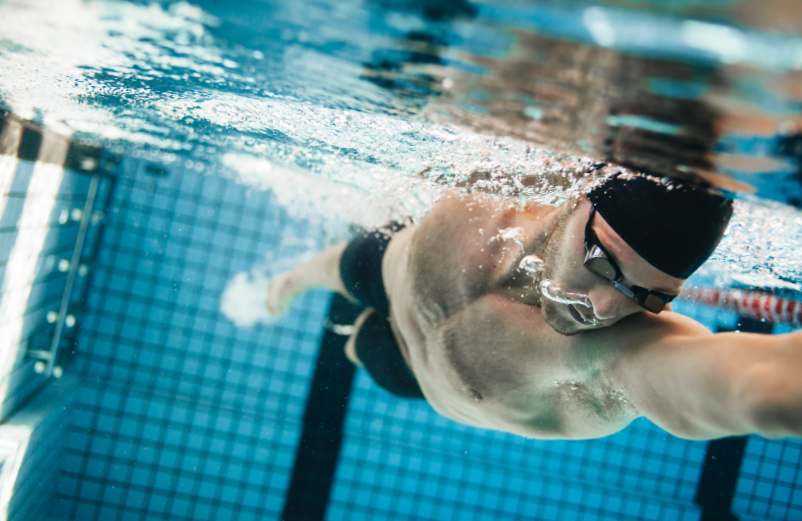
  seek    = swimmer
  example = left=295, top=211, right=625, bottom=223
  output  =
left=268, top=173, right=802, bottom=440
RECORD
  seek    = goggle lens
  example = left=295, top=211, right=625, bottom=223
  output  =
left=584, top=206, right=675, bottom=314
left=641, top=292, right=667, bottom=313
left=586, top=256, right=617, bottom=282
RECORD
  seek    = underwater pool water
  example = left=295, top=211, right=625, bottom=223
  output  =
left=0, top=1, right=801, bottom=520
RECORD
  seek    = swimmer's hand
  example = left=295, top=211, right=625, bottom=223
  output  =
left=222, top=243, right=350, bottom=328
left=221, top=271, right=296, bottom=327
left=265, top=271, right=300, bottom=317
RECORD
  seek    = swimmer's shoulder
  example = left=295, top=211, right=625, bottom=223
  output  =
left=381, top=199, right=485, bottom=329
left=390, top=192, right=551, bottom=314
left=599, top=310, right=711, bottom=345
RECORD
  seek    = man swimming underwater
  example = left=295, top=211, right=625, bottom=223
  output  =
left=267, top=172, right=802, bottom=440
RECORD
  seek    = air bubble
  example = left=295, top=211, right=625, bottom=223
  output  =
left=539, top=280, right=601, bottom=327
left=494, top=227, right=526, bottom=253
left=539, top=280, right=591, bottom=308
left=518, top=254, right=544, bottom=277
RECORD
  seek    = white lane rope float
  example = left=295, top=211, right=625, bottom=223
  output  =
left=681, top=287, right=802, bottom=327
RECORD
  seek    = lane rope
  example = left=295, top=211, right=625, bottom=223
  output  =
left=680, top=287, right=802, bottom=326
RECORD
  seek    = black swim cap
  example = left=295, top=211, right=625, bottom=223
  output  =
left=587, top=174, right=733, bottom=279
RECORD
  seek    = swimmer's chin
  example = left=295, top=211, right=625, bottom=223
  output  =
left=547, top=320, right=608, bottom=336
left=541, top=307, right=581, bottom=335
left=542, top=307, right=612, bottom=336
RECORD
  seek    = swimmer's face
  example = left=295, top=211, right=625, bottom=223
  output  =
left=541, top=199, right=684, bottom=335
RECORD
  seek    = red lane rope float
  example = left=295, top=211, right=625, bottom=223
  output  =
left=680, top=287, right=802, bottom=327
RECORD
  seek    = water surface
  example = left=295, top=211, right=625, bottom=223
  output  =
left=1, top=0, right=801, bottom=287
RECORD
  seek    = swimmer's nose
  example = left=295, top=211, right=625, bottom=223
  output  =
left=589, top=285, right=632, bottom=321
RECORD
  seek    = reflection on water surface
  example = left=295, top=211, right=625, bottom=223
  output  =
left=0, top=0, right=801, bottom=287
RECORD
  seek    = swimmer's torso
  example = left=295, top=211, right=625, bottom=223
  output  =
left=383, top=192, right=639, bottom=439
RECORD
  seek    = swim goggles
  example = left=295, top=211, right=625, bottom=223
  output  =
left=584, top=205, right=676, bottom=313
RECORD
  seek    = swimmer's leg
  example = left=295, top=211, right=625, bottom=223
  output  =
left=266, top=243, right=353, bottom=316
left=344, top=308, right=424, bottom=398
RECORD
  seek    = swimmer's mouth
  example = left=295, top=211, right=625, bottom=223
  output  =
left=567, top=304, right=592, bottom=325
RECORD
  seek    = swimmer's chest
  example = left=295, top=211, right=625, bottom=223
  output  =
left=399, top=298, right=637, bottom=439
left=417, top=332, right=637, bottom=440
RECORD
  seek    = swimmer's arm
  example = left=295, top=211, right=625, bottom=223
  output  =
left=602, top=312, right=802, bottom=440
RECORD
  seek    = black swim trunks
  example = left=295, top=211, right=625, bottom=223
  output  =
left=339, top=222, right=424, bottom=399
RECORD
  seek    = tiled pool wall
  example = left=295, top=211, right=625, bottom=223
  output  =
left=54, top=157, right=331, bottom=520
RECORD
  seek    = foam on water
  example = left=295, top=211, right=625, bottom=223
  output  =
left=698, top=196, right=802, bottom=289
left=0, top=0, right=220, bottom=151
left=220, top=271, right=273, bottom=328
